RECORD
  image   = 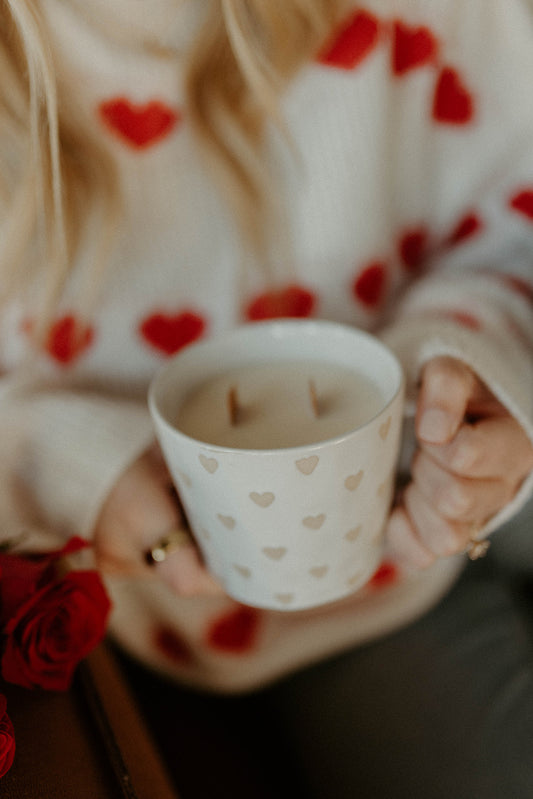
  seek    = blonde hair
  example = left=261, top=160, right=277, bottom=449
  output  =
left=0, top=0, right=343, bottom=324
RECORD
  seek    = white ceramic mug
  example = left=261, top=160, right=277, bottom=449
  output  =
left=149, top=320, right=405, bottom=611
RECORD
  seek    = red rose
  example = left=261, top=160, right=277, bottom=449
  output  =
left=0, top=536, right=89, bottom=625
left=1, top=571, right=111, bottom=691
left=0, top=694, right=15, bottom=778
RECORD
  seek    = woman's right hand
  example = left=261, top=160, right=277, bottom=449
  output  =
left=93, top=444, right=223, bottom=596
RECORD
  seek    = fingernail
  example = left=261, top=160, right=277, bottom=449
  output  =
left=418, top=408, right=454, bottom=444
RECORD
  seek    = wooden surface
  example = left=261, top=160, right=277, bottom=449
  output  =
left=1, top=642, right=179, bottom=799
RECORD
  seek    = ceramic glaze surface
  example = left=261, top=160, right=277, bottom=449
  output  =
left=149, top=321, right=405, bottom=610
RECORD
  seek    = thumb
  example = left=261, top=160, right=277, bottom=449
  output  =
left=416, top=356, right=476, bottom=445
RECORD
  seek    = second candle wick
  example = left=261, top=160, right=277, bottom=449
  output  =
left=227, top=385, right=241, bottom=426
left=308, top=379, right=320, bottom=418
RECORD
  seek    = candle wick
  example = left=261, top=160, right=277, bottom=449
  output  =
left=227, top=385, right=241, bottom=426
left=308, top=379, right=320, bottom=418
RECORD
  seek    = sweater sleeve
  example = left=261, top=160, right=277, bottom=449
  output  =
left=377, top=0, right=533, bottom=538
left=0, top=370, right=156, bottom=539
left=380, top=202, right=533, bottom=538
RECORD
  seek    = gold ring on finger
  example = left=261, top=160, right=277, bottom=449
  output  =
left=464, top=524, right=490, bottom=561
left=145, top=528, right=191, bottom=566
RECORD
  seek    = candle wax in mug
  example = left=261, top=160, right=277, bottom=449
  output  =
left=173, top=360, right=386, bottom=449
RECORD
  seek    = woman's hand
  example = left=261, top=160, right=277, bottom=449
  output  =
left=385, top=356, right=533, bottom=569
left=93, top=444, right=223, bottom=596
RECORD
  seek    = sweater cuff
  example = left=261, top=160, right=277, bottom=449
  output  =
left=380, top=318, right=533, bottom=536
left=9, top=390, right=156, bottom=539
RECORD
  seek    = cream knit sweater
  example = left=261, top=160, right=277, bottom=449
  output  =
left=1, top=0, right=533, bottom=691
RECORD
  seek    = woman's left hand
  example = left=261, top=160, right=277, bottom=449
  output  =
left=384, top=356, right=533, bottom=569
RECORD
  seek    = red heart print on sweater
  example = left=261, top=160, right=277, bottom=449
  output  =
left=139, top=310, right=206, bottom=355
left=154, top=626, right=194, bottom=665
left=245, top=284, right=316, bottom=321
left=502, top=275, right=533, bottom=304
left=36, top=314, right=94, bottom=366
left=510, top=189, right=533, bottom=222
left=432, top=67, right=474, bottom=124
left=318, top=9, right=380, bottom=70
left=447, top=212, right=483, bottom=245
left=368, top=561, right=399, bottom=590
left=398, top=227, right=429, bottom=273
left=99, top=98, right=180, bottom=149
left=392, top=21, right=438, bottom=76
left=352, top=262, right=388, bottom=308
left=205, top=606, right=261, bottom=654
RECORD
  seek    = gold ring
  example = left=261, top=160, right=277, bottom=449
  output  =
left=145, top=528, right=191, bottom=565
left=465, top=532, right=490, bottom=561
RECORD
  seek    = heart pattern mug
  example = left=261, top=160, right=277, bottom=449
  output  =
left=149, top=320, right=405, bottom=610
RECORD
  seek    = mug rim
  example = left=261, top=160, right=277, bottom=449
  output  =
left=148, top=320, right=405, bottom=456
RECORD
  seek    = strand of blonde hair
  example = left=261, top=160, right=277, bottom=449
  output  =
left=2, top=1, right=67, bottom=317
